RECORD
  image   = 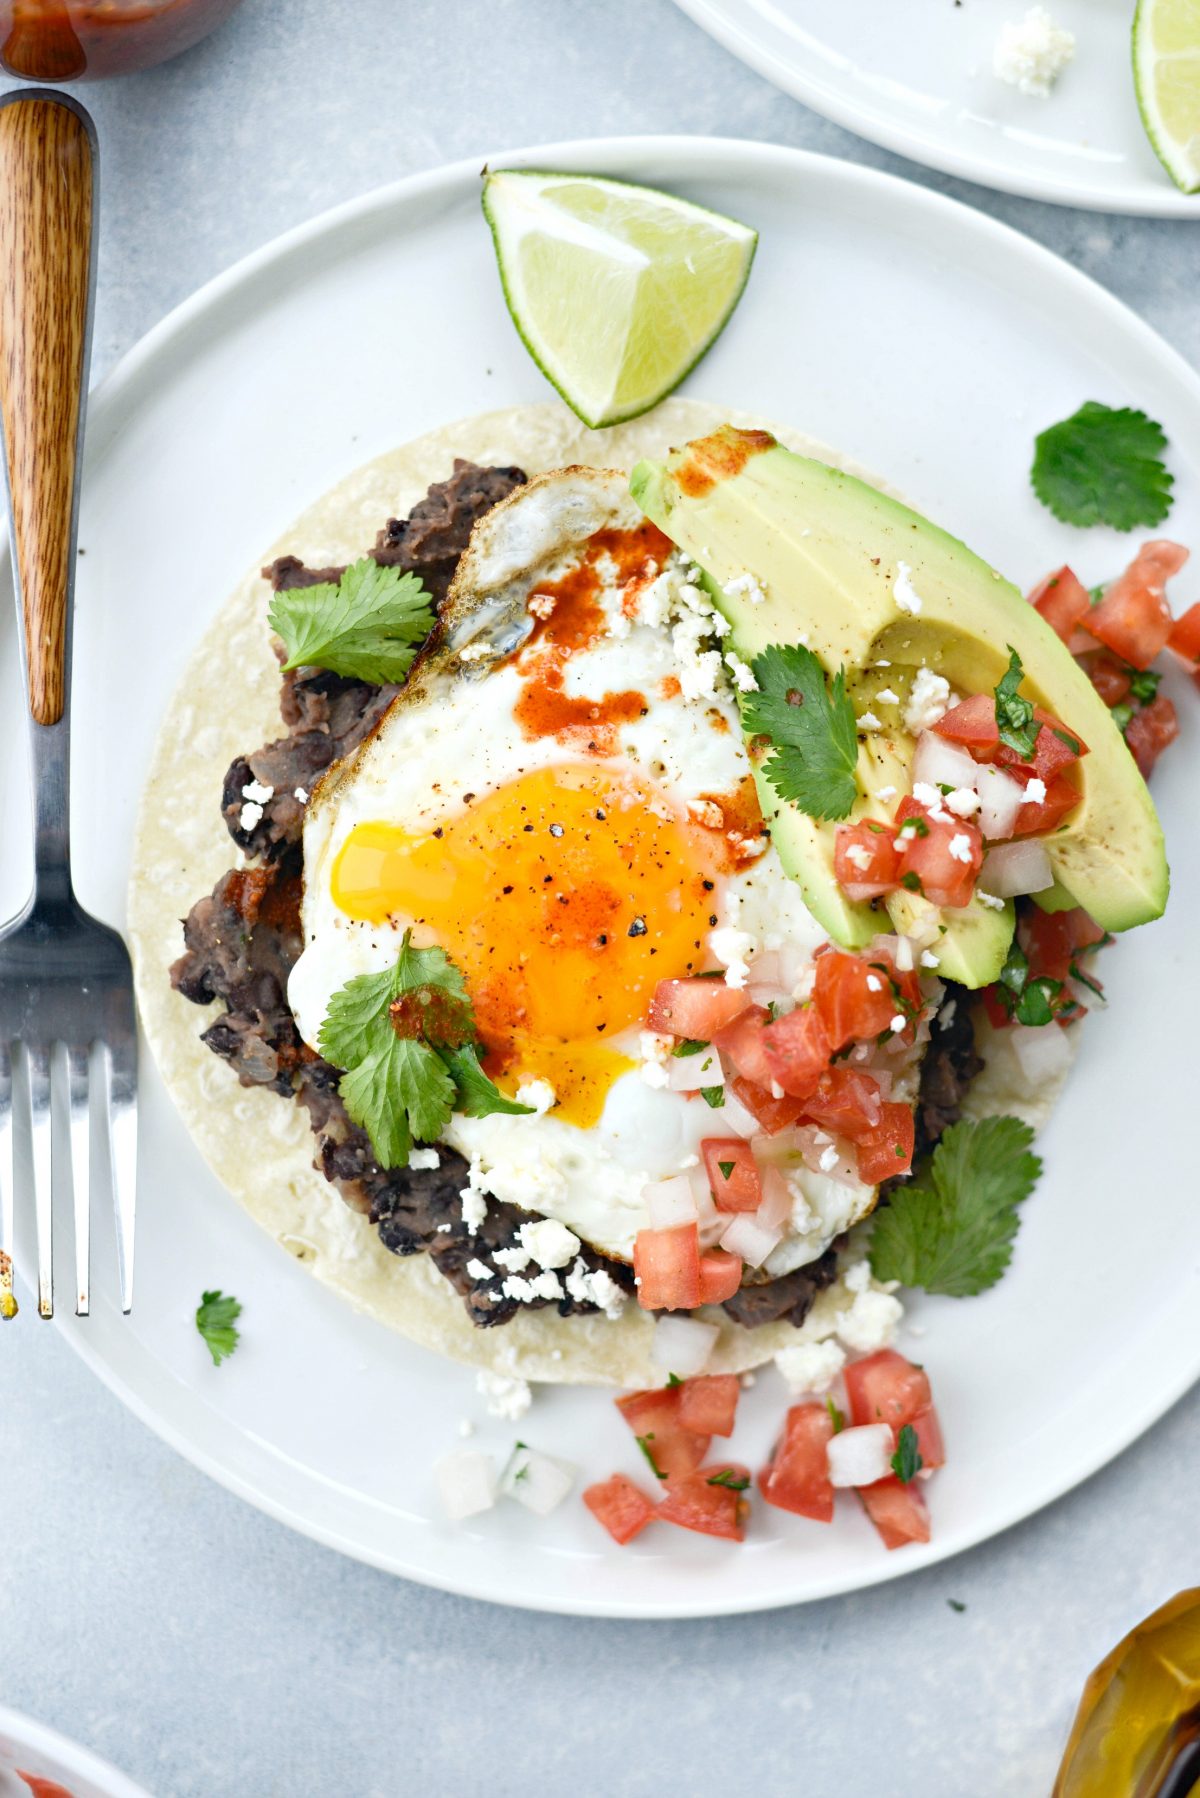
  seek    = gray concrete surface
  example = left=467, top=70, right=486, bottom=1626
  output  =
left=2, top=3, right=1198, bottom=1793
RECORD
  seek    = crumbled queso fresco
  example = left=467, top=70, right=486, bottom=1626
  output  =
left=993, top=6, right=1076, bottom=97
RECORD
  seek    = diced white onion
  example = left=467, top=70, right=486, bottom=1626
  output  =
left=645, top=1174, right=698, bottom=1229
left=747, top=982, right=792, bottom=1014
left=500, top=1445, right=576, bottom=1517
left=980, top=839, right=1053, bottom=898
left=748, top=949, right=784, bottom=988
left=1008, top=1021, right=1072, bottom=1083
left=651, top=1313, right=719, bottom=1376
left=975, top=764, right=1026, bottom=841
left=757, top=1162, right=794, bottom=1231
left=665, top=1046, right=723, bottom=1092
left=719, top=1211, right=783, bottom=1268
left=435, top=1449, right=498, bottom=1520
left=912, top=731, right=979, bottom=794
left=793, top=1125, right=858, bottom=1184
left=827, top=1423, right=894, bottom=1488
left=714, top=1087, right=761, bottom=1141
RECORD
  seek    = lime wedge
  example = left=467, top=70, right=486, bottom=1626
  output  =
left=482, top=169, right=757, bottom=429
left=1133, top=0, right=1200, bottom=193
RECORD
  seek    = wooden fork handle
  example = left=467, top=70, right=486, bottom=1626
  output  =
left=0, top=92, right=96, bottom=728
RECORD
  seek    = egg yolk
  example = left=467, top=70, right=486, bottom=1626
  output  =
left=331, top=764, right=725, bottom=1126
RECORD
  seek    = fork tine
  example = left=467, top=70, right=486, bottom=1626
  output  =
left=27, top=1042, right=53, bottom=1318
left=66, top=1042, right=90, bottom=1315
left=0, top=1042, right=14, bottom=1319
left=101, top=1039, right=137, bottom=1314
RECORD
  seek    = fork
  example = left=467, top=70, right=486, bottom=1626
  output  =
left=0, top=90, right=136, bottom=1321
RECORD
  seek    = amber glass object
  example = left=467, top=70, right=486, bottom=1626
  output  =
left=1055, top=1590, right=1200, bottom=1797
left=1, top=0, right=242, bottom=81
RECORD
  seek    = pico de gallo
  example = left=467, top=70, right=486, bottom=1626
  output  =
left=583, top=1348, right=945, bottom=1552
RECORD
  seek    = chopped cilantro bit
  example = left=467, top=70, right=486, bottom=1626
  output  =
left=1052, top=726, right=1082, bottom=755
left=901, top=870, right=923, bottom=892
left=741, top=642, right=859, bottom=821
left=826, top=1396, right=845, bottom=1434
left=706, top=1469, right=750, bottom=1490
left=1031, top=402, right=1173, bottom=532
left=1069, top=960, right=1105, bottom=1000
left=947, top=1598, right=967, bottom=1614
left=1111, top=702, right=1134, bottom=735
left=994, top=647, right=1039, bottom=760
left=898, top=816, right=930, bottom=839
left=1129, top=668, right=1161, bottom=704
left=318, top=931, right=532, bottom=1168
left=666, top=1373, right=684, bottom=1388
left=1016, top=976, right=1062, bottom=1027
left=635, top=1433, right=668, bottom=1481
left=869, top=1116, right=1042, bottom=1298
left=196, top=1289, right=241, bottom=1366
left=717, top=1159, right=735, bottom=1180
left=268, top=557, right=434, bottom=684
left=891, top=1423, right=923, bottom=1485
left=700, top=1085, right=725, bottom=1108
left=672, top=1038, right=709, bottom=1058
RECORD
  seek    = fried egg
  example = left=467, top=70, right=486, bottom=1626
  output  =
left=288, top=467, right=875, bottom=1276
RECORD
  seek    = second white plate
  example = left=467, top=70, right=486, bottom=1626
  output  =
left=673, top=0, right=1200, bottom=215
left=3, top=136, right=1199, bottom=1616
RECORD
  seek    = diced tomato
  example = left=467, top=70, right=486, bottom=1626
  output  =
left=632, top=1223, right=701, bottom=1311
left=854, top=1101, right=916, bottom=1184
left=658, top=1462, right=750, bottom=1541
left=934, top=691, right=998, bottom=750
left=812, top=948, right=910, bottom=1049
left=615, top=1386, right=710, bottom=1483
left=1064, top=906, right=1106, bottom=951
left=677, top=1373, right=740, bottom=1437
left=760, top=1004, right=832, bottom=1099
left=845, top=1349, right=945, bottom=1471
left=713, top=1003, right=773, bottom=1086
left=859, top=1477, right=931, bottom=1550
left=834, top=819, right=901, bottom=901
left=980, top=983, right=1012, bottom=1030
left=1168, top=599, right=1200, bottom=664
left=894, top=798, right=982, bottom=909
left=647, top=977, right=749, bottom=1039
left=1026, top=717, right=1087, bottom=782
left=583, top=1474, right=657, bottom=1545
left=758, top=1402, right=835, bottom=1523
left=1028, top=565, right=1091, bottom=642
left=728, top=1074, right=806, bottom=1134
left=1011, top=767, right=1080, bottom=837
left=701, top=1139, right=763, bottom=1214
left=17, top=1783, right=76, bottom=1798
left=802, top=1067, right=884, bottom=1140
left=1085, top=653, right=1134, bottom=707
left=1124, top=692, right=1180, bottom=780
left=1085, top=540, right=1189, bottom=669
left=1021, top=907, right=1075, bottom=982
left=698, top=1249, right=744, bottom=1305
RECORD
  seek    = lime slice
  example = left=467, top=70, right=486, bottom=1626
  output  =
left=482, top=169, right=757, bottom=429
left=1133, top=0, right=1200, bottom=193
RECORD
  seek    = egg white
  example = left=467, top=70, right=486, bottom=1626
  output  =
left=289, top=468, right=877, bottom=1275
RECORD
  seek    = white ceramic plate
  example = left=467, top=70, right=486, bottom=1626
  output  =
left=673, top=0, right=1200, bottom=215
left=0, top=1704, right=149, bottom=1798
left=3, top=137, right=1199, bottom=1618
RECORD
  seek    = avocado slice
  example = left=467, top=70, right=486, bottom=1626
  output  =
left=631, top=426, right=1167, bottom=984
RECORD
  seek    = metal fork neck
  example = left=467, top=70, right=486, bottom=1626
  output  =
left=28, top=715, right=73, bottom=906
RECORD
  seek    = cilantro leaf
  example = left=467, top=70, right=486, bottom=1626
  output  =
left=706, top=1469, right=750, bottom=1490
left=196, top=1289, right=241, bottom=1366
left=891, top=1423, right=923, bottom=1485
left=741, top=643, right=859, bottom=821
left=672, top=1038, right=709, bottom=1058
left=318, top=931, right=530, bottom=1168
left=826, top=1396, right=845, bottom=1434
left=994, top=647, right=1039, bottom=760
left=268, top=557, right=434, bottom=684
left=700, top=1085, right=725, bottom=1108
left=441, top=1044, right=535, bottom=1119
left=1031, top=402, right=1173, bottom=532
left=869, top=1116, right=1042, bottom=1297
